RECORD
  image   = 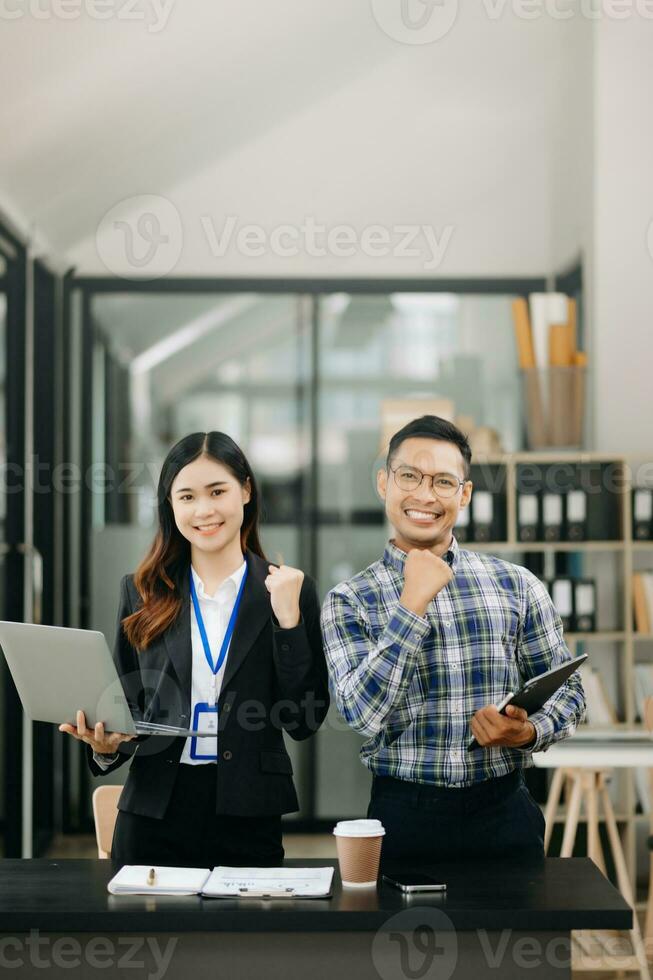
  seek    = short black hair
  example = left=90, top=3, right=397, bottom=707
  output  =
left=386, top=415, right=472, bottom=479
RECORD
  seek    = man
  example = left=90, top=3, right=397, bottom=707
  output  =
left=321, top=415, right=585, bottom=864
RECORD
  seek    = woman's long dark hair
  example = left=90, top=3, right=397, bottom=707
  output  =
left=123, top=432, right=265, bottom=650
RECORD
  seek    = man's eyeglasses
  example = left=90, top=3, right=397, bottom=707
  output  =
left=390, top=464, right=467, bottom=498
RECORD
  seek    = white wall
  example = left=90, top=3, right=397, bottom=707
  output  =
left=592, top=18, right=653, bottom=454
left=548, top=17, right=594, bottom=276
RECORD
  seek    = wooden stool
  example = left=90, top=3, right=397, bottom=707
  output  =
left=544, top=766, right=650, bottom=978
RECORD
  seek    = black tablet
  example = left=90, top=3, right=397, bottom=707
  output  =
left=466, top=653, right=587, bottom=751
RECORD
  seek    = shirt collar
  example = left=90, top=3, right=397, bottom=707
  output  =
left=190, top=558, right=247, bottom=601
left=383, top=535, right=459, bottom=576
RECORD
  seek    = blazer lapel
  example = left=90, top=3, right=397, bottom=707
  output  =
left=221, top=551, right=271, bottom=690
left=163, top=578, right=193, bottom=718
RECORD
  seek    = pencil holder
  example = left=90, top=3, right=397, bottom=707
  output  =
left=520, top=366, right=586, bottom=449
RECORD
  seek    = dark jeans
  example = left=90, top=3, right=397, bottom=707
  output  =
left=368, top=767, right=545, bottom=867
left=111, top=763, right=284, bottom=868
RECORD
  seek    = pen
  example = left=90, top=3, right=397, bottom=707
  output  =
left=147, top=868, right=156, bottom=886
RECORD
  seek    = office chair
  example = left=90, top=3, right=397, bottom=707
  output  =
left=91, top=785, right=123, bottom=859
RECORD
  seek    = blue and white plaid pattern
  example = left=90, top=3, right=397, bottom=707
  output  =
left=321, top=538, right=586, bottom=787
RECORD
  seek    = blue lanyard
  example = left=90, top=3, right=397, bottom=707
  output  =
left=189, top=559, right=248, bottom=676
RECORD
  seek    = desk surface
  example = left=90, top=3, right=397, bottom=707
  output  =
left=534, top=743, right=653, bottom=767
left=0, top=858, right=632, bottom=934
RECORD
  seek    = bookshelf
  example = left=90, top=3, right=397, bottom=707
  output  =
left=463, top=451, right=650, bottom=886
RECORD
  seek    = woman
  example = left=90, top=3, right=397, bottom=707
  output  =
left=59, top=431, right=329, bottom=868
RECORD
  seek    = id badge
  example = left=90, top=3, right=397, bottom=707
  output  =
left=190, top=702, right=218, bottom=761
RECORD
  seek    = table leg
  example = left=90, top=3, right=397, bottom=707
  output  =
left=544, top=768, right=566, bottom=854
left=560, top=772, right=583, bottom=858
left=585, top=772, right=608, bottom=877
left=599, top=776, right=651, bottom=980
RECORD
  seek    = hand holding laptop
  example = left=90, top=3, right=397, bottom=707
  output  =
left=0, top=621, right=218, bottom=738
left=59, top=709, right=135, bottom=754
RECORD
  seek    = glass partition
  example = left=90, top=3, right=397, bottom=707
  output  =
left=85, top=292, right=314, bottom=815
left=80, top=286, right=526, bottom=825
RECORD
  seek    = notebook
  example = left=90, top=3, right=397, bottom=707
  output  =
left=107, top=865, right=211, bottom=896
left=107, top=865, right=334, bottom=899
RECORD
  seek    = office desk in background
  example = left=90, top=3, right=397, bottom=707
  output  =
left=0, top=858, right=631, bottom=979
left=533, top=730, right=653, bottom=770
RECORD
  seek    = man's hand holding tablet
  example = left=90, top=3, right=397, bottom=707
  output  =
left=467, top=654, right=588, bottom=752
left=470, top=700, right=536, bottom=749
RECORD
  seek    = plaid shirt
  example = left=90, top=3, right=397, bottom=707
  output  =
left=321, top=537, right=586, bottom=787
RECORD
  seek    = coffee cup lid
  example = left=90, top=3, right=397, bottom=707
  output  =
left=333, top=819, right=385, bottom=838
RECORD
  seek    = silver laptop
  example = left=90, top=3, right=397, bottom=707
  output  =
left=0, top=620, right=215, bottom=737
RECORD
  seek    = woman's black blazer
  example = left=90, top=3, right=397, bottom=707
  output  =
left=86, top=550, right=330, bottom=819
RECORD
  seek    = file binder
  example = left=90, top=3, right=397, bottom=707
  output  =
left=633, top=573, right=651, bottom=634
left=541, top=492, right=563, bottom=542
left=517, top=493, right=539, bottom=543
left=565, top=489, right=587, bottom=542
left=551, top=578, right=574, bottom=632
left=471, top=491, right=493, bottom=542
left=454, top=503, right=471, bottom=543
left=574, top=579, right=596, bottom=633
left=633, top=488, right=653, bottom=541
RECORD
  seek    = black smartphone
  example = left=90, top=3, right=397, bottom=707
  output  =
left=382, top=873, right=447, bottom=893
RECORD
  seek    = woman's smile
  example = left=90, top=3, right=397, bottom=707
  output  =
left=193, top=521, right=224, bottom=536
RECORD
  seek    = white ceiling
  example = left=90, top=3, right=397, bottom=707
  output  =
left=0, top=3, right=589, bottom=276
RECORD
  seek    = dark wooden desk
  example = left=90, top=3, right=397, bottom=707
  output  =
left=0, top=858, right=632, bottom=979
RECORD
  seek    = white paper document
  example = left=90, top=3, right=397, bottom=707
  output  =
left=202, top=866, right=334, bottom=898
left=107, top=865, right=211, bottom=896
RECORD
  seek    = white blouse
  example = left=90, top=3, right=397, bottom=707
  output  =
left=180, top=560, right=247, bottom=765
